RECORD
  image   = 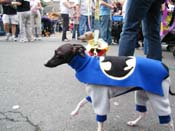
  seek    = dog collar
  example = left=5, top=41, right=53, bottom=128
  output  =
left=68, top=53, right=92, bottom=72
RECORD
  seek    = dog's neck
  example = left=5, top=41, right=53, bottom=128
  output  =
left=68, top=53, right=92, bottom=71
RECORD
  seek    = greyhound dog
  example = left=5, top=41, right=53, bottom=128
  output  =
left=45, top=44, right=175, bottom=131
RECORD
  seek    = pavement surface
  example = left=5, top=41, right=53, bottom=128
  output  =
left=0, top=33, right=175, bottom=131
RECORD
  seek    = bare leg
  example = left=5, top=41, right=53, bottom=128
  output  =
left=11, top=24, right=17, bottom=36
left=168, top=120, right=174, bottom=131
left=127, top=112, right=146, bottom=126
left=97, top=122, right=104, bottom=131
left=3, top=23, right=9, bottom=33
left=70, top=98, right=88, bottom=116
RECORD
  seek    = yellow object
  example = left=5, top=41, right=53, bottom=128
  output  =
left=87, top=39, right=109, bottom=51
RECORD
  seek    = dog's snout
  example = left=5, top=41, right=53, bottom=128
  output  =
left=44, top=62, right=52, bottom=68
left=44, top=63, right=49, bottom=67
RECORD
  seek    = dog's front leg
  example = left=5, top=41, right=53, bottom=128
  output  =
left=70, top=98, right=89, bottom=116
left=168, top=120, right=174, bottom=131
left=127, top=112, right=146, bottom=126
left=97, top=122, right=104, bottom=131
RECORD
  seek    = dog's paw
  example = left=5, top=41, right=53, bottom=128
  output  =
left=127, top=121, right=137, bottom=127
left=70, top=110, right=79, bottom=117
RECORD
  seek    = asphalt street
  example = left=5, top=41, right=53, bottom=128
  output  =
left=0, top=33, right=175, bottom=131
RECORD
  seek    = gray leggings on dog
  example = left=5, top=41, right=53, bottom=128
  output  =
left=86, top=77, right=171, bottom=123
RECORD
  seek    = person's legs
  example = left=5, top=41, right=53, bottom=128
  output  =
left=25, top=11, right=33, bottom=41
left=76, top=24, right=80, bottom=38
left=18, top=12, right=27, bottom=42
left=79, top=15, right=87, bottom=35
left=2, top=14, right=11, bottom=40
left=107, top=17, right=112, bottom=45
left=100, top=15, right=111, bottom=45
left=61, top=14, right=69, bottom=41
left=86, top=16, right=90, bottom=32
left=35, top=11, right=42, bottom=38
left=142, top=0, right=162, bottom=61
left=118, top=0, right=155, bottom=56
left=10, top=14, right=18, bottom=41
left=72, top=24, right=76, bottom=39
left=30, top=13, right=36, bottom=36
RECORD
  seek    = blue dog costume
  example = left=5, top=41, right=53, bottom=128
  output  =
left=69, top=53, right=168, bottom=96
left=69, top=53, right=171, bottom=124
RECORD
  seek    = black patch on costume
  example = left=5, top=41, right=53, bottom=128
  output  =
left=101, top=56, right=133, bottom=77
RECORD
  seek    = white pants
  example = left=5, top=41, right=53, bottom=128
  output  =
left=17, top=11, right=33, bottom=41
left=31, top=11, right=42, bottom=37
left=86, top=77, right=172, bottom=123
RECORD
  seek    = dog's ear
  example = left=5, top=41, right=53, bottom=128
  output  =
left=72, top=44, right=86, bottom=57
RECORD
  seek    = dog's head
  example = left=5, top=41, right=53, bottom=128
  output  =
left=78, top=31, right=94, bottom=41
left=45, top=44, right=86, bottom=68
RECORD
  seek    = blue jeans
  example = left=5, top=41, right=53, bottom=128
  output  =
left=79, top=15, right=90, bottom=35
left=100, top=15, right=112, bottom=45
left=72, top=24, right=79, bottom=39
left=118, top=0, right=162, bottom=61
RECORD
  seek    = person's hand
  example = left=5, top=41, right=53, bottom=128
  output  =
left=11, top=1, right=16, bottom=5
left=111, top=5, right=114, bottom=9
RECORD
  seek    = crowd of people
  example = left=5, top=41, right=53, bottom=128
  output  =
left=0, top=0, right=42, bottom=42
left=60, top=0, right=174, bottom=60
left=0, top=0, right=174, bottom=55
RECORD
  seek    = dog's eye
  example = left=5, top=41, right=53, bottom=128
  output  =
left=54, top=50, right=57, bottom=55
left=56, top=54, right=64, bottom=59
left=54, top=51, right=63, bottom=58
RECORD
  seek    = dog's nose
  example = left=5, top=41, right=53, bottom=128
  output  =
left=44, top=62, right=56, bottom=68
left=44, top=63, right=50, bottom=67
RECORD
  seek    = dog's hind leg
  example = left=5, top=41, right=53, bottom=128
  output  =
left=127, top=90, right=148, bottom=126
left=148, top=78, right=173, bottom=131
left=70, top=96, right=91, bottom=116
left=97, top=122, right=104, bottom=131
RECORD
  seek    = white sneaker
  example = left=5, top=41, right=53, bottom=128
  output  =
left=6, top=33, right=11, bottom=41
left=37, top=37, right=42, bottom=40
left=9, top=35, right=18, bottom=41
left=19, top=39, right=28, bottom=43
left=13, top=37, right=18, bottom=41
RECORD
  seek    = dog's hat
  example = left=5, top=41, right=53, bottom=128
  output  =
left=79, top=31, right=108, bottom=56
left=86, top=39, right=109, bottom=56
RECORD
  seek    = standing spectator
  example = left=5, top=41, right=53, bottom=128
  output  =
left=91, top=0, right=95, bottom=31
left=118, top=0, right=164, bottom=61
left=74, top=0, right=92, bottom=36
left=72, top=6, right=79, bottom=40
left=0, top=0, right=18, bottom=41
left=99, top=0, right=114, bottom=45
left=11, top=0, right=34, bottom=42
left=60, top=0, right=73, bottom=42
left=30, top=0, right=42, bottom=40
